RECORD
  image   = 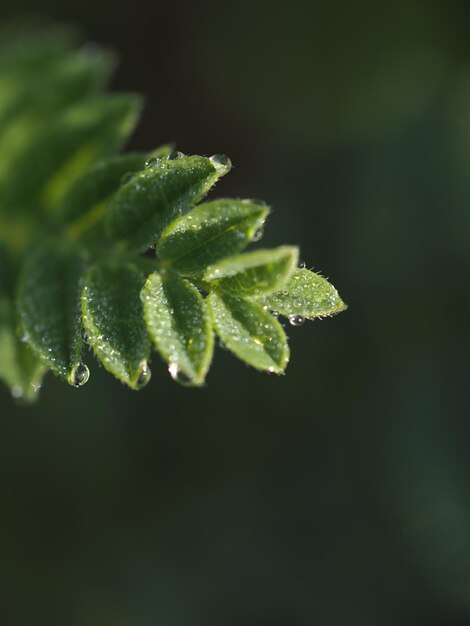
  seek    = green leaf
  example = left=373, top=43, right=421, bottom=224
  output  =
left=2, top=94, right=142, bottom=210
left=207, top=290, right=289, bottom=373
left=0, top=297, right=46, bottom=403
left=106, top=154, right=231, bottom=253
left=259, top=268, right=347, bottom=318
left=204, top=246, right=298, bottom=298
left=59, top=145, right=175, bottom=239
left=157, top=198, right=270, bottom=276
left=17, top=247, right=88, bottom=386
left=82, top=262, right=151, bottom=389
left=142, top=271, right=214, bottom=386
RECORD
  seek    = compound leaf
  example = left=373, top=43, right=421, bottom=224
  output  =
left=204, top=246, right=298, bottom=298
left=259, top=268, right=347, bottom=318
left=157, top=198, right=270, bottom=276
left=207, top=290, right=289, bottom=373
left=106, top=154, right=230, bottom=253
left=17, top=246, right=87, bottom=386
left=142, top=271, right=214, bottom=386
left=82, top=262, right=151, bottom=389
left=0, top=22, right=347, bottom=399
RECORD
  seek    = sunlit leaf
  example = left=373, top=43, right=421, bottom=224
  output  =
left=204, top=246, right=298, bottom=298
left=259, top=268, right=346, bottom=318
left=82, top=262, right=151, bottom=389
left=106, top=154, right=231, bottom=253
left=142, top=271, right=213, bottom=386
left=207, top=290, right=289, bottom=373
left=157, top=198, right=270, bottom=276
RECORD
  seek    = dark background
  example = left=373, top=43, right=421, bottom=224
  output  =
left=1, top=1, right=470, bottom=624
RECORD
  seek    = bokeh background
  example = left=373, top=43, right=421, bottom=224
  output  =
left=1, top=0, right=470, bottom=624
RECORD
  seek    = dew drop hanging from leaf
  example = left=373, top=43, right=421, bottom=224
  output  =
left=289, top=315, right=305, bottom=326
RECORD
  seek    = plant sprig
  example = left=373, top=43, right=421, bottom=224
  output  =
left=0, top=21, right=346, bottom=402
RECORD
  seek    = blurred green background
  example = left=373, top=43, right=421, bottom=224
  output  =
left=1, top=0, right=470, bottom=624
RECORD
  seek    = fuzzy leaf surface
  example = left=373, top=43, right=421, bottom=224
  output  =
left=157, top=199, right=270, bottom=276
left=17, top=247, right=86, bottom=385
left=82, top=262, right=150, bottom=389
left=106, top=156, right=227, bottom=253
left=142, top=271, right=213, bottom=385
left=207, top=290, right=289, bottom=373
left=204, top=246, right=298, bottom=298
left=259, top=268, right=347, bottom=318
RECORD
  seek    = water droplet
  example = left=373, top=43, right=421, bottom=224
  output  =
left=168, top=363, right=193, bottom=386
left=167, top=150, right=184, bottom=160
left=120, top=171, right=135, bottom=185
left=252, top=226, right=264, bottom=242
left=136, top=363, right=151, bottom=388
left=209, top=154, right=232, bottom=176
left=72, top=363, right=90, bottom=387
left=271, top=310, right=279, bottom=318
left=288, top=315, right=305, bottom=326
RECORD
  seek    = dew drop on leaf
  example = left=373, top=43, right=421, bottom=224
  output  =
left=288, top=314, right=305, bottom=326
left=252, top=226, right=264, bottom=242
left=168, top=363, right=193, bottom=386
left=72, top=363, right=90, bottom=387
left=209, top=154, right=232, bottom=175
left=167, top=150, right=185, bottom=160
left=136, top=362, right=151, bottom=388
